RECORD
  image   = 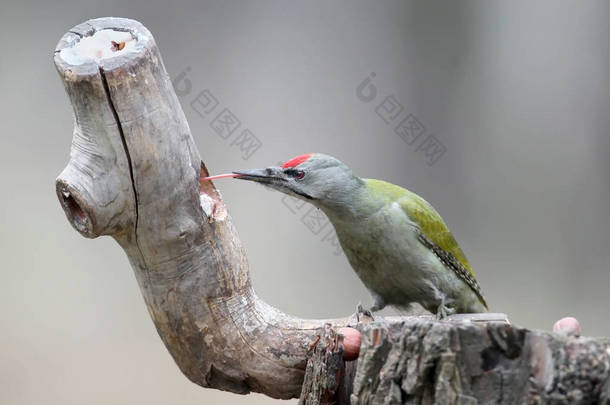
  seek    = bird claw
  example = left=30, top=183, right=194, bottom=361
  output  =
left=436, top=304, right=456, bottom=320
left=355, top=302, right=375, bottom=322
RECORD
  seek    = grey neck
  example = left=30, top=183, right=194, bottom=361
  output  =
left=315, top=178, right=382, bottom=224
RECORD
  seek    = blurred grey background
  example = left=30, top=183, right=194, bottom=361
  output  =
left=1, top=1, right=609, bottom=404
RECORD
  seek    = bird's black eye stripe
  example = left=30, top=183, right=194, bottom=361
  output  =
left=285, top=169, right=305, bottom=180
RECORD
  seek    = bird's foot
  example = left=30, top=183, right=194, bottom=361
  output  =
left=355, top=302, right=375, bottom=322
left=436, top=304, right=456, bottom=320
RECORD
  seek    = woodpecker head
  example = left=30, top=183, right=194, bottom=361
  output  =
left=233, top=153, right=364, bottom=209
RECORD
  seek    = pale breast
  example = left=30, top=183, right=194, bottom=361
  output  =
left=332, top=203, right=441, bottom=304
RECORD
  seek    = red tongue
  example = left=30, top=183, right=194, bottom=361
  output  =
left=199, top=173, right=242, bottom=181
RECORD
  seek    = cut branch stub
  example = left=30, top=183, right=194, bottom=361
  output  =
left=54, top=17, right=351, bottom=399
left=54, top=29, right=135, bottom=238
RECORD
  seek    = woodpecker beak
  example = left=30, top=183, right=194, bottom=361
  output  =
left=232, top=166, right=315, bottom=200
left=232, top=166, right=286, bottom=185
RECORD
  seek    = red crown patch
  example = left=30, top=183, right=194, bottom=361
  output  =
left=281, top=153, right=313, bottom=169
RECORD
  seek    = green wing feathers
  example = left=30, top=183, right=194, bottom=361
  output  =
left=366, top=179, right=486, bottom=307
left=397, top=191, right=474, bottom=277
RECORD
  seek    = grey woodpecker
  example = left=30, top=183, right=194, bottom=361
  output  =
left=203, top=153, right=487, bottom=318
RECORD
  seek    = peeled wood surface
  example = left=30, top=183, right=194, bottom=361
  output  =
left=54, top=17, right=610, bottom=403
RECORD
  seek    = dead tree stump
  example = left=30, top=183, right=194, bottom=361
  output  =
left=53, top=17, right=610, bottom=404
left=300, top=319, right=610, bottom=404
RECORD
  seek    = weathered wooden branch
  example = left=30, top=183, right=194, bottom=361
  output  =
left=54, top=17, right=610, bottom=404
left=54, top=17, right=352, bottom=399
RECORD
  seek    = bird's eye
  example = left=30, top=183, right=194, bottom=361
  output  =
left=294, top=170, right=305, bottom=180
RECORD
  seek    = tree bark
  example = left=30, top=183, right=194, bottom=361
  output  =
left=54, top=17, right=610, bottom=404
left=300, top=319, right=610, bottom=405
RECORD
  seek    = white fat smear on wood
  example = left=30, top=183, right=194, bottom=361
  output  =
left=60, top=29, right=136, bottom=65
left=200, top=194, right=215, bottom=217
left=199, top=192, right=227, bottom=222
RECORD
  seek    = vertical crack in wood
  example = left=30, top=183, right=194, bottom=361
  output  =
left=98, top=66, right=145, bottom=267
